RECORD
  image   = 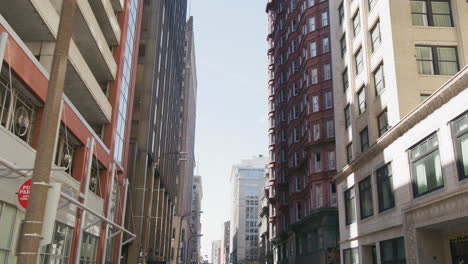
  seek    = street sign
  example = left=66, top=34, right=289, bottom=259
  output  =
left=17, top=179, right=32, bottom=209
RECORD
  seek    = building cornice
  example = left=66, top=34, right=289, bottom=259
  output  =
left=335, top=66, right=468, bottom=183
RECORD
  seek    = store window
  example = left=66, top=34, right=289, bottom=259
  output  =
left=343, top=247, right=359, bottom=264
left=80, top=233, right=99, bottom=264
left=40, top=222, right=74, bottom=264
left=0, top=202, right=17, bottom=263
left=380, top=237, right=406, bottom=264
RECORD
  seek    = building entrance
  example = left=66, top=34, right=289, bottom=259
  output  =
left=450, top=233, right=468, bottom=264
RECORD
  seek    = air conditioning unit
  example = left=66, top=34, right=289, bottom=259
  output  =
left=13, top=105, right=31, bottom=137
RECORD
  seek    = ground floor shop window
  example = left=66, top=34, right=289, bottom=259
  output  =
left=0, top=202, right=17, bottom=263
left=40, top=222, right=74, bottom=264
left=343, top=247, right=359, bottom=264
left=80, top=232, right=99, bottom=263
left=380, top=237, right=406, bottom=264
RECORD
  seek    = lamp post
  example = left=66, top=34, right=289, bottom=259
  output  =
left=176, top=211, right=202, bottom=264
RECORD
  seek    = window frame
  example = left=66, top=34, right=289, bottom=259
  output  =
left=359, top=176, right=374, bottom=219
left=360, top=127, right=369, bottom=152
left=344, top=186, right=357, bottom=225
left=452, top=112, right=468, bottom=180
left=377, top=109, right=389, bottom=137
left=370, top=20, right=381, bottom=52
left=357, top=86, right=367, bottom=115
left=343, top=68, right=349, bottom=92
left=380, top=237, right=406, bottom=264
left=376, top=162, right=395, bottom=212
left=341, top=34, right=347, bottom=57
left=344, top=104, right=351, bottom=129
left=343, top=248, right=359, bottom=264
left=346, top=142, right=353, bottom=164
left=355, top=47, right=364, bottom=75
left=339, top=3, right=345, bottom=24
left=410, top=0, right=454, bottom=27
left=322, top=36, right=330, bottom=53
left=352, top=10, right=361, bottom=36
left=373, top=63, right=385, bottom=95
left=408, top=133, right=444, bottom=197
left=415, top=45, right=459, bottom=75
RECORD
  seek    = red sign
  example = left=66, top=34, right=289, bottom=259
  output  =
left=17, top=179, right=32, bottom=209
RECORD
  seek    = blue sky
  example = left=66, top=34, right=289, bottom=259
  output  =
left=190, top=0, right=269, bottom=259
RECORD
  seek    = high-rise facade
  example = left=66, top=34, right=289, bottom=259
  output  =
left=265, top=0, right=339, bottom=263
left=190, top=175, right=203, bottom=264
left=170, top=16, right=198, bottom=264
left=0, top=0, right=141, bottom=263
left=222, top=221, right=231, bottom=264
left=329, top=0, right=468, bottom=263
left=212, top=240, right=222, bottom=264
left=258, top=171, right=273, bottom=264
left=123, top=0, right=188, bottom=263
left=229, top=156, right=268, bottom=264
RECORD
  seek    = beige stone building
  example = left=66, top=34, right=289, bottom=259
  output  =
left=329, top=0, right=468, bottom=263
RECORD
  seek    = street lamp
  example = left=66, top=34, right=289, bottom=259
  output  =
left=177, top=210, right=203, bottom=264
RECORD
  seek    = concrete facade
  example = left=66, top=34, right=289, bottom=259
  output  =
left=222, top=221, right=231, bottom=264
left=329, top=0, right=468, bottom=263
left=190, top=175, right=203, bottom=264
left=0, top=0, right=142, bottom=263
left=123, top=0, right=188, bottom=263
left=170, top=16, right=198, bottom=264
left=229, top=156, right=268, bottom=264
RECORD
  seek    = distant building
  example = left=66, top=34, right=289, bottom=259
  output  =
left=258, top=171, right=273, bottom=264
left=212, top=240, right=222, bottom=264
left=229, top=156, right=269, bottom=264
left=190, top=176, right=203, bottom=263
left=222, top=221, right=231, bottom=264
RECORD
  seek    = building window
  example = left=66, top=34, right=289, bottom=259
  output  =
left=293, top=83, right=299, bottom=96
left=370, top=21, right=381, bottom=51
left=357, top=87, right=366, bottom=114
left=294, top=128, right=300, bottom=142
left=377, top=109, right=389, bottom=137
left=321, top=11, right=329, bottom=27
left=309, top=16, right=316, bottom=31
left=416, top=46, right=458, bottom=75
left=341, top=35, right=347, bottom=57
left=313, top=123, right=321, bottom=141
left=311, top=68, right=318, bottom=84
left=373, top=63, right=385, bottom=95
left=40, top=222, right=74, bottom=263
left=324, top=64, right=331, bottom=80
left=326, top=120, right=334, bottom=138
left=453, top=113, right=468, bottom=180
left=360, top=127, right=369, bottom=152
left=322, top=36, right=330, bottom=53
left=309, top=0, right=315, bottom=7
left=376, top=163, right=395, bottom=212
left=328, top=151, right=336, bottom=170
left=312, top=95, right=320, bottom=112
left=325, top=91, right=333, bottom=109
left=343, top=69, right=349, bottom=92
left=352, top=10, right=361, bottom=36
left=296, top=202, right=302, bottom=220
left=411, top=0, right=453, bottom=27
left=344, top=187, right=356, bottom=225
left=359, top=176, right=373, bottom=219
left=346, top=143, right=353, bottom=164
left=343, top=248, right=359, bottom=264
left=310, top=41, right=317, bottom=57
left=355, top=48, right=364, bottom=75
left=380, top=237, right=406, bottom=264
left=368, top=0, right=378, bottom=10
left=410, top=134, right=443, bottom=197
left=339, top=3, right=345, bottom=24
left=315, top=184, right=323, bottom=207
left=344, top=104, right=351, bottom=129
left=0, top=202, right=17, bottom=263
left=54, top=127, right=78, bottom=176
left=80, top=233, right=99, bottom=264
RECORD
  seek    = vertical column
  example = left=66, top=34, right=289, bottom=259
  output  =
left=404, top=214, right=417, bottom=264
left=148, top=177, right=161, bottom=260
left=156, top=190, right=166, bottom=261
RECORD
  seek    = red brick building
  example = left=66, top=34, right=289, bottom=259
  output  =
left=266, top=0, right=339, bottom=263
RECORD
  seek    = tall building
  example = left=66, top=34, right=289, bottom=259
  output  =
left=229, top=156, right=268, bottom=264
left=170, top=16, right=198, bottom=264
left=258, top=170, right=273, bottom=264
left=222, top=221, right=231, bottom=264
left=0, top=0, right=141, bottom=263
left=123, top=0, right=188, bottom=263
left=265, top=0, right=339, bottom=263
left=329, top=0, right=468, bottom=263
left=190, top=175, right=203, bottom=263
left=212, top=240, right=222, bottom=264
